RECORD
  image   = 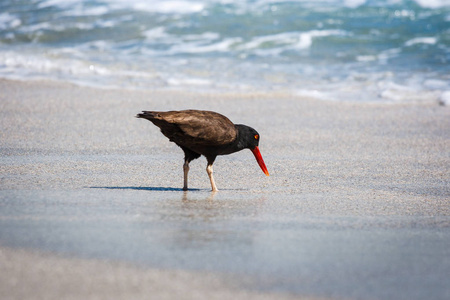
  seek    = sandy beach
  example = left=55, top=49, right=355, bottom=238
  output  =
left=0, top=78, right=449, bottom=299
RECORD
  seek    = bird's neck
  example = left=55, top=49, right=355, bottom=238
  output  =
left=234, top=124, right=250, bottom=150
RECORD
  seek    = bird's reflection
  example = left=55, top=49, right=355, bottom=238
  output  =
left=127, top=190, right=268, bottom=254
left=181, top=190, right=216, bottom=202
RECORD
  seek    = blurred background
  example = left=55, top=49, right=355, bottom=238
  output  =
left=1, top=0, right=449, bottom=102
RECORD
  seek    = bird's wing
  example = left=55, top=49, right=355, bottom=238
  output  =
left=159, top=110, right=237, bottom=146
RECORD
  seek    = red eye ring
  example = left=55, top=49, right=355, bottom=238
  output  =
left=254, top=134, right=259, bottom=140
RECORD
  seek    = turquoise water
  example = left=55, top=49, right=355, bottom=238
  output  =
left=1, top=0, right=449, bottom=102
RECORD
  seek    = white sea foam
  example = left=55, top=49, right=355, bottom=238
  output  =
left=414, top=0, right=450, bottom=9
left=377, top=80, right=442, bottom=102
left=183, top=32, right=221, bottom=42
left=251, top=0, right=450, bottom=10
left=22, top=22, right=52, bottom=32
left=0, top=13, right=21, bottom=30
left=0, top=51, right=111, bottom=78
left=252, top=0, right=366, bottom=9
left=143, top=27, right=168, bottom=39
left=38, top=0, right=206, bottom=14
left=296, top=89, right=335, bottom=101
left=168, top=37, right=242, bottom=54
left=240, top=30, right=347, bottom=55
left=109, top=0, right=205, bottom=14
left=404, top=37, right=438, bottom=47
left=343, top=0, right=366, bottom=8
left=356, top=55, right=377, bottom=62
left=59, top=5, right=109, bottom=17
left=19, top=18, right=117, bottom=38
left=167, top=77, right=212, bottom=86
left=424, top=79, right=449, bottom=89
left=240, top=32, right=298, bottom=50
left=37, top=0, right=80, bottom=9
left=296, top=30, right=347, bottom=49
left=377, top=48, right=401, bottom=64
left=379, top=81, right=418, bottom=101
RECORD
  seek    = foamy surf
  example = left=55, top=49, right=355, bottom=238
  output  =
left=0, top=0, right=449, bottom=103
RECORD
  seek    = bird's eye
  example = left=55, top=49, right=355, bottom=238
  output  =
left=254, top=134, right=259, bottom=140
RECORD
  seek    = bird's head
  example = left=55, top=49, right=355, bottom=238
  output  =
left=236, top=125, right=269, bottom=176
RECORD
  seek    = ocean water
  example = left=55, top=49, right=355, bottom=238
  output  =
left=0, top=0, right=449, bottom=102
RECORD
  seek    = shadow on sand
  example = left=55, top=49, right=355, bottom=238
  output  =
left=89, top=186, right=201, bottom=192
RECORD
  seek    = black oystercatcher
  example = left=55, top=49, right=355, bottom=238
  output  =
left=136, top=110, right=269, bottom=191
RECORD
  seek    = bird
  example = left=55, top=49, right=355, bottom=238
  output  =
left=136, top=109, right=269, bottom=192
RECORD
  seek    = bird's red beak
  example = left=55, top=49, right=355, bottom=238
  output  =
left=251, top=146, right=269, bottom=176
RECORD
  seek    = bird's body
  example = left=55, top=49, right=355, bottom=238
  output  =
left=136, top=110, right=269, bottom=191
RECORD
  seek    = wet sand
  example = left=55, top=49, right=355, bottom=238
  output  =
left=0, top=79, right=449, bottom=299
left=0, top=247, right=305, bottom=300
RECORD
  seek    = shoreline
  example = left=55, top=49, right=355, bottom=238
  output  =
left=1, top=76, right=447, bottom=106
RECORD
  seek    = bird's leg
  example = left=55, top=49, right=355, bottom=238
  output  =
left=182, top=149, right=201, bottom=191
left=206, top=157, right=218, bottom=192
left=206, top=163, right=218, bottom=192
left=183, top=160, right=189, bottom=191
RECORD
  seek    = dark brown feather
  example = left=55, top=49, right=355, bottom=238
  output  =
left=137, top=110, right=238, bottom=149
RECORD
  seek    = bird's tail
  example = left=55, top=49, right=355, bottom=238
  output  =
left=136, top=111, right=160, bottom=120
